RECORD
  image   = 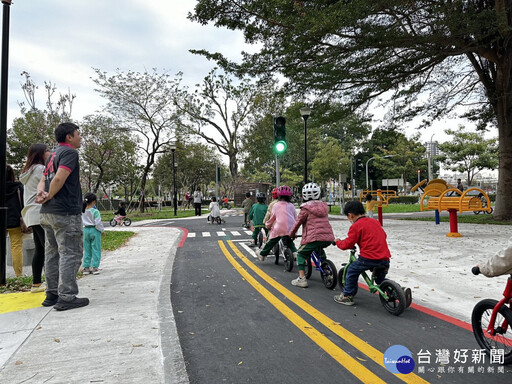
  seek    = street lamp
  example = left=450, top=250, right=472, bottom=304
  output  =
left=170, top=141, right=177, bottom=216
left=366, top=155, right=396, bottom=189
left=300, top=106, right=311, bottom=184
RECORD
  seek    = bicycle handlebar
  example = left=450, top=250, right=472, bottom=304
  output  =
left=472, top=266, right=480, bottom=275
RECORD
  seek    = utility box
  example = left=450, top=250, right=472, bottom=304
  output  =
left=6, top=234, right=35, bottom=267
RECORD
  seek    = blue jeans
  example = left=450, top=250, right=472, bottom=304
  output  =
left=41, top=213, right=83, bottom=302
left=343, top=257, right=389, bottom=297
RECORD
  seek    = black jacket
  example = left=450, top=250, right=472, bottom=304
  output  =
left=6, top=181, right=24, bottom=228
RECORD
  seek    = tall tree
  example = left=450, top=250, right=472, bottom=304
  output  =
left=92, top=68, right=178, bottom=212
left=438, top=127, right=498, bottom=186
left=190, top=1, right=512, bottom=219
left=80, top=114, right=138, bottom=194
left=7, top=72, right=75, bottom=169
left=174, top=69, right=282, bottom=181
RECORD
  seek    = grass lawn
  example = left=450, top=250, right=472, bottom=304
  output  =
left=1, top=231, right=135, bottom=293
left=102, top=207, right=198, bottom=222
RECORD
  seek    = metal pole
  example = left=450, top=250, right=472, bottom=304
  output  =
left=275, top=155, right=280, bottom=188
left=365, top=157, right=375, bottom=189
left=0, top=0, right=12, bottom=285
left=215, top=164, right=219, bottom=199
left=172, top=149, right=177, bottom=216
left=303, top=116, right=308, bottom=184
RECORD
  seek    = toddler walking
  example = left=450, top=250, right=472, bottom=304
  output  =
left=82, top=192, right=105, bottom=275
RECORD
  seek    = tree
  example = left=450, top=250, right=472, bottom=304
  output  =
left=175, top=69, right=282, bottom=181
left=310, top=138, right=346, bottom=183
left=92, top=68, right=178, bottom=212
left=152, top=141, right=221, bottom=198
left=7, top=72, right=74, bottom=169
left=438, top=127, right=498, bottom=186
left=80, top=114, right=138, bottom=194
left=190, top=1, right=512, bottom=219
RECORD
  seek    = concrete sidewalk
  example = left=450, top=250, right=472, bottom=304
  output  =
left=0, top=225, right=188, bottom=384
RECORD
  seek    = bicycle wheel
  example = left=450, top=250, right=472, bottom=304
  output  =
left=337, top=264, right=346, bottom=291
left=304, top=256, right=313, bottom=279
left=320, top=260, right=337, bottom=290
left=123, top=218, right=132, bottom=226
left=472, top=299, right=512, bottom=364
left=257, top=231, right=264, bottom=248
left=284, top=248, right=294, bottom=272
left=109, top=219, right=117, bottom=227
left=216, top=216, right=222, bottom=225
left=379, top=280, right=406, bottom=316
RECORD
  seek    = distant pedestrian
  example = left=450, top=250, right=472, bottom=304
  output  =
left=20, top=143, right=51, bottom=292
left=241, top=192, right=253, bottom=228
left=183, top=191, right=191, bottom=210
left=81, top=192, right=105, bottom=275
left=457, top=178, right=464, bottom=192
left=5, top=165, right=25, bottom=277
left=365, top=193, right=376, bottom=219
left=37, top=122, right=89, bottom=311
left=193, top=187, right=203, bottom=216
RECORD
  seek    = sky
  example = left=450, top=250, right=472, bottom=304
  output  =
left=2, top=0, right=498, bottom=161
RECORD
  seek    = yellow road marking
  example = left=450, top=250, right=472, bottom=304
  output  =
left=219, top=240, right=386, bottom=384
left=227, top=240, right=429, bottom=384
left=0, top=292, right=44, bottom=314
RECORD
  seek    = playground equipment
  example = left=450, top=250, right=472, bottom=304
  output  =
left=359, top=189, right=399, bottom=226
left=411, top=179, right=492, bottom=237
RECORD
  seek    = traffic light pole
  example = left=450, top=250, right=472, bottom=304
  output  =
left=275, top=155, right=280, bottom=188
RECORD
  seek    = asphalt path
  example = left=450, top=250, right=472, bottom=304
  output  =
left=145, top=211, right=510, bottom=383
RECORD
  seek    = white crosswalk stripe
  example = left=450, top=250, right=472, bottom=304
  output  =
left=186, top=230, right=252, bottom=238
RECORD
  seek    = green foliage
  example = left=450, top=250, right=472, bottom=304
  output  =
left=80, top=114, right=138, bottom=194
left=438, top=127, right=498, bottom=185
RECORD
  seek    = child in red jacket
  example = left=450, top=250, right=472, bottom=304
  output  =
left=333, top=201, right=392, bottom=305
left=289, top=183, right=334, bottom=288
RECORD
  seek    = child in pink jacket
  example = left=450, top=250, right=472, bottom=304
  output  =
left=256, top=185, right=297, bottom=261
left=289, top=183, right=334, bottom=288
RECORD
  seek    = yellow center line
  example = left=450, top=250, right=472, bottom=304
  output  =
left=226, top=240, right=429, bottom=384
left=218, top=240, right=385, bottom=384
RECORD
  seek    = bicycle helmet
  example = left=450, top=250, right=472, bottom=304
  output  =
left=277, top=185, right=293, bottom=197
left=302, top=182, right=321, bottom=201
left=256, top=192, right=266, bottom=203
left=271, top=187, right=279, bottom=199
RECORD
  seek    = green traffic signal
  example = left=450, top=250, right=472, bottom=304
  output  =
left=274, top=116, right=287, bottom=154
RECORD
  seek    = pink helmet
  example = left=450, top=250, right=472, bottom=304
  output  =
left=277, top=185, right=292, bottom=197
left=271, top=187, right=279, bottom=199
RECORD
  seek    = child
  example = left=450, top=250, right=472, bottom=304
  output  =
left=241, top=192, right=253, bottom=228
left=256, top=185, right=297, bottom=261
left=114, top=201, right=127, bottom=225
left=289, top=183, right=334, bottom=288
left=248, top=193, right=268, bottom=247
left=365, top=193, right=376, bottom=219
left=263, top=187, right=279, bottom=226
left=82, top=192, right=105, bottom=275
left=333, top=201, right=394, bottom=305
left=208, top=196, right=221, bottom=223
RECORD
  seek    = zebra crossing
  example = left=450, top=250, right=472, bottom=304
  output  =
left=187, top=230, right=253, bottom=238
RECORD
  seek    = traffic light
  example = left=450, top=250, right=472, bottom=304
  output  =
left=273, top=116, right=287, bottom=154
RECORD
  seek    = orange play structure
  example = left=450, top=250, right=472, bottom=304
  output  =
left=360, top=189, right=399, bottom=225
left=411, top=179, right=492, bottom=237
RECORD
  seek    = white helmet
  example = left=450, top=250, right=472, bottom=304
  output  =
left=302, top=182, right=321, bottom=201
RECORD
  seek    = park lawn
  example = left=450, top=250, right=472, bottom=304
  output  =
left=102, top=207, right=197, bottom=222
left=1, top=231, right=135, bottom=293
left=328, top=203, right=421, bottom=215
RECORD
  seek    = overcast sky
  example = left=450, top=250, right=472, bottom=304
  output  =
left=5, top=0, right=246, bottom=123
left=2, top=0, right=496, bottom=150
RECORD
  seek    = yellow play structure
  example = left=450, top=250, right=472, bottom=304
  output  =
left=411, top=179, right=492, bottom=237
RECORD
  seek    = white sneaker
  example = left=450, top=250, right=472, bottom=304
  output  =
left=31, top=281, right=47, bottom=293
left=291, top=276, right=308, bottom=288
left=82, top=267, right=91, bottom=275
left=255, top=250, right=266, bottom=261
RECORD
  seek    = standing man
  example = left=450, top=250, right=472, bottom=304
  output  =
left=36, top=122, right=89, bottom=311
left=193, top=187, right=203, bottom=216
left=456, top=178, right=464, bottom=192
